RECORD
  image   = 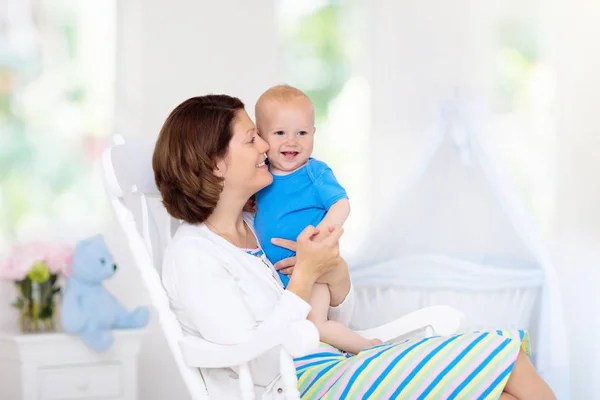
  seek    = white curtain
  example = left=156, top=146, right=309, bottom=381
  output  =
left=360, top=0, right=571, bottom=397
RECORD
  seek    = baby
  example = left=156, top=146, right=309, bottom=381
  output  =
left=254, top=85, right=381, bottom=354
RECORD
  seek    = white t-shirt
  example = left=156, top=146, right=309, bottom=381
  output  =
left=161, top=213, right=355, bottom=399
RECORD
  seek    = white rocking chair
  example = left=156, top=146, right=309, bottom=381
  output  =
left=101, top=135, right=464, bottom=400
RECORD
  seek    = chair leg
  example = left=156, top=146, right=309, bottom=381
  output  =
left=238, top=364, right=255, bottom=400
left=280, top=350, right=300, bottom=400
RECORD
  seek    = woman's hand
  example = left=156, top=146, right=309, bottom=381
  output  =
left=274, top=253, right=342, bottom=285
left=271, top=227, right=333, bottom=276
left=276, top=225, right=342, bottom=303
left=272, top=225, right=343, bottom=283
left=272, top=228, right=351, bottom=307
left=272, top=252, right=296, bottom=276
left=272, top=226, right=343, bottom=282
left=271, top=225, right=337, bottom=275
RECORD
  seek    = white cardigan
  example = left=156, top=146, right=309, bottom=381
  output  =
left=161, top=213, right=355, bottom=399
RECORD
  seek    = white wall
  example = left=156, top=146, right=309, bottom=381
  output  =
left=116, top=0, right=281, bottom=138
left=112, top=1, right=281, bottom=399
left=550, top=0, right=600, bottom=397
left=367, top=0, right=494, bottom=212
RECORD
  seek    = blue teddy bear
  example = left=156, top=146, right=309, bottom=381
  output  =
left=61, top=234, right=149, bottom=352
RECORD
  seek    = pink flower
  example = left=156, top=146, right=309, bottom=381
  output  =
left=0, top=248, right=39, bottom=281
left=44, top=244, right=73, bottom=275
left=0, top=242, right=74, bottom=281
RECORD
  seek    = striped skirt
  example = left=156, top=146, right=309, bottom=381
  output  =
left=295, top=329, right=529, bottom=399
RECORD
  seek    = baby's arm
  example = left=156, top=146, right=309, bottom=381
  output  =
left=317, top=198, right=350, bottom=231
left=313, top=199, right=350, bottom=242
left=309, top=160, right=350, bottom=240
left=308, top=283, right=381, bottom=354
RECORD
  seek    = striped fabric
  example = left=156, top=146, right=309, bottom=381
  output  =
left=244, top=247, right=290, bottom=287
left=295, top=329, right=529, bottom=399
left=243, top=247, right=264, bottom=257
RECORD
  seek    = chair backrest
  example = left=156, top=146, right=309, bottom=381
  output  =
left=101, top=135, right=209, bottom=400
left=102, top=135, right=177, bottom=274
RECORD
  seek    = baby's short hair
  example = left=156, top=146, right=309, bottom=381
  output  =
left=255, top=84, right=313, bottom=115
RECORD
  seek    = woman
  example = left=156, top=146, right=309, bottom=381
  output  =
left=153, top=95, right=556, bottom=399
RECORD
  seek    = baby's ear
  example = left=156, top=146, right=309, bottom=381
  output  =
left=312, top=127, right=317, bottom=134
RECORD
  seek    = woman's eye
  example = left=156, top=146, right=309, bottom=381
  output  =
left=275, top=131, right=285, bottom=136
left=248, top=136, right=255, bottom=144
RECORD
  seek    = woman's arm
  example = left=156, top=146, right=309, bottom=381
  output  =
left=271, top=235, right=355, bottom=325
left=287, top=225, right=345, bottom=301
left=163, top=238, right=312, bottom=386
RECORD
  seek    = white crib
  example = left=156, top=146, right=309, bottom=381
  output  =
left=350, top=254, right=543, bottom=333
left=342, top=99, right=570, bottom=397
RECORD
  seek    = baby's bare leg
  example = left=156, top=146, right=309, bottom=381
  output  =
left=308, top=283, right=380, bottom=354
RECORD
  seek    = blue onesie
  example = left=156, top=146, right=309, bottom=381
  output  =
left=254, top=158, right=348, bottom=288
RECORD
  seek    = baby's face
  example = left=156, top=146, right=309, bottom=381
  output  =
left=257, top=97, right=315, bottom=176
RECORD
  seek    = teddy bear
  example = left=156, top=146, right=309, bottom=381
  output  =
left=61, top=234, right=149, bottom=352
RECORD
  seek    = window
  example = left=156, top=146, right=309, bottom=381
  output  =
left=276, top=0, right=370, bottom=252
left=488, top=3, right=556, bottom=237
left=0, top=0, right=116, bottom=250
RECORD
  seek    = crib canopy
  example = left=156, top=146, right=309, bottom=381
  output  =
left=353, top=100, right=571, bottom=399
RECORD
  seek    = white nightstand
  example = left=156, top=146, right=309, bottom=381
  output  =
left=0, top=328, right=146, bottom=400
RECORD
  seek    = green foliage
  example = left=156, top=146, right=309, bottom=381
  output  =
left=12, top=275, right=61, bottom=332
left=0, top=3, right=110, bottom=244
left=492, top=19, right=539, bottom=113
left=281, top=2, right=351, bottom=124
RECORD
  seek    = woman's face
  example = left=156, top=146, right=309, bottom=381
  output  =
left=217, top=109, right=272, bottom=197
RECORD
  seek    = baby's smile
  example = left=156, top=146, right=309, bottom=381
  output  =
left=281, top=151, right=300, bottom=160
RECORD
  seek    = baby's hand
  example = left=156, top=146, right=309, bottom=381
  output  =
left=312, top=229, right=331, bottom=243
left=313, top=225, right=339, bottom=243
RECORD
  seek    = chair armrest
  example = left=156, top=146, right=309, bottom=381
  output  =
left=179, top=320, right=319, bottom=369
left=355, top=305, right=464, bottom=342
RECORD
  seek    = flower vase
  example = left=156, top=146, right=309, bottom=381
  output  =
left=13, top=272, right=61, bottom=333
left=2, top=244, right=72, bottom=334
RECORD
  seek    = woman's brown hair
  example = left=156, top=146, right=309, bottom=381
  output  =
left=152, top=95, right=244, bottom=223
